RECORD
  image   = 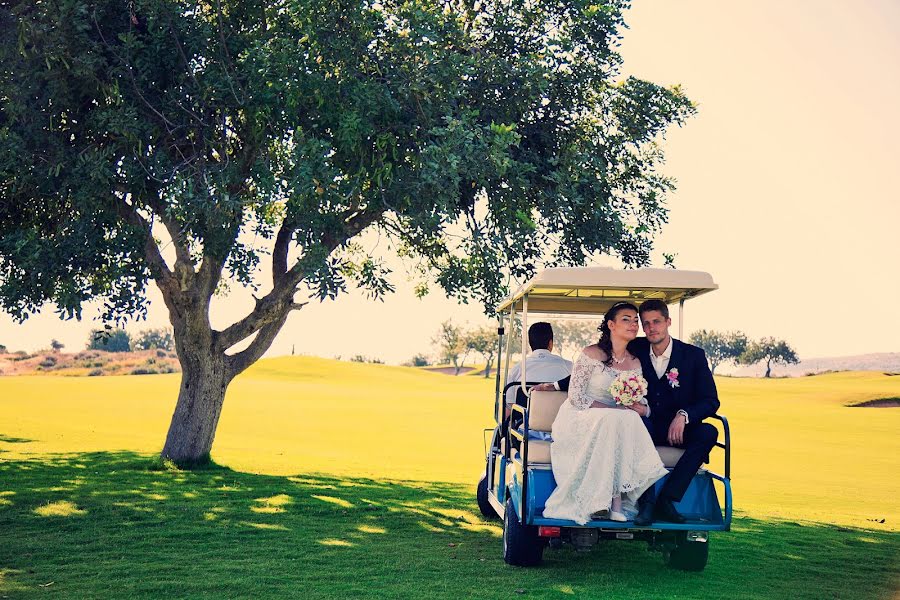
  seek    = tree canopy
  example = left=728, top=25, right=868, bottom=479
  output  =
left=688, top=329, right=748, bottom=375
left=0, top=0, right=694, bottom=463
left=739, top=337, right=799, bottom=378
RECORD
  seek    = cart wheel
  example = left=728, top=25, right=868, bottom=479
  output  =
left=665, top=532, right=709, bottom=571
left=477, top=475, right=498, bottom=520
left=503, top=497, right=544, bottom=566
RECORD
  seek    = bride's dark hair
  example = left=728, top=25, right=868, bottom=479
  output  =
left=597, top=302, right=639, bottom=367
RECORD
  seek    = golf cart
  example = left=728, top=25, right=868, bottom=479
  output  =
left=477, top=267, right=732, bottom=570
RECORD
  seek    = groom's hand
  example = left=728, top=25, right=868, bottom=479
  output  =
left=667, top=414, right=687, bottom=446
left=628, top=403, right=648, bottom=417
left=532, top=383, right=556, bottom=392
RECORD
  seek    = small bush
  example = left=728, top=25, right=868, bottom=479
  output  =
left=11, top=352, right=30, bottom=361
left=39, top=356, right=58, bottom=368
left=130, top=367, right=159, bottom=375
left=88, top=369, right=103, bottom=376
left=156, top=349, right=168, bottom=358
left=404, top=353, right=431, bottom=367
left=146, top=357, right=157, bottom=365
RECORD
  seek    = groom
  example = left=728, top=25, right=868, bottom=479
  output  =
left=540, top=299, right=720, bottom=525
left=629, top=299, right=720, bottom=526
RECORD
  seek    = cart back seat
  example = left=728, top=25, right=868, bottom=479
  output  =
left=516, top=390, right=685, bottom=467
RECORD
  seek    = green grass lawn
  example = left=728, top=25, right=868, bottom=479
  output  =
left=1, top=452, right=897, bottom=599
left=1, top=358, right=899, bottom=598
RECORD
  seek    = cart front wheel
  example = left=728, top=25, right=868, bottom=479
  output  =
left=502, top=497, right=544, bottom=566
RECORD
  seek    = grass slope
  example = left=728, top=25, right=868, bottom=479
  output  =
left=1, top=358, right=899, bottom=598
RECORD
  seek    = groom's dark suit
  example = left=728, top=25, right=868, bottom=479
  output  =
left=555, top=337, right=720, bottom=505
left=629, top=337, right=719, bottom=503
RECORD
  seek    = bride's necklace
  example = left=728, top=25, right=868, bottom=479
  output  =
left=611, top=352, right=628, bottom=365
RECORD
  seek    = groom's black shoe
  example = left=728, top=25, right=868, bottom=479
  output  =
left=633, top=502, right=655, bottom=527
left=654, top=498, right=686, bottom=524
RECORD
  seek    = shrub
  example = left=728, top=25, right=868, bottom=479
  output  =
left=88, top=329, right=131, bottom=352
left=156, top=349, right=168, bottom=358
left=88, top=369, right=103, bottom=376
left=404, top=354, right=431, bottom=367
left=133, top=328, right=174, bottom=351
left=39, top=356, right=58, bottom=368
left=130, top=367, right=158, bottom=375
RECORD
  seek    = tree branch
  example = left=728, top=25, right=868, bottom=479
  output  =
left=225, top=310, right=291, bottom=378
left=218, top=205, right=385, bottom=350
left=114, top=195, right=176, bottom=293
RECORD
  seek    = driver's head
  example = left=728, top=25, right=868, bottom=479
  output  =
left=528, top=322, right=554, bottom=352
left=639, top=299, right=672, bottom=345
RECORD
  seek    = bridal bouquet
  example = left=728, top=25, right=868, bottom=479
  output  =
left=608, top=371, right=648, bottom=407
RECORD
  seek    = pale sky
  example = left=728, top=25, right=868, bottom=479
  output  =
left=2, top=0, right=899, bottom=364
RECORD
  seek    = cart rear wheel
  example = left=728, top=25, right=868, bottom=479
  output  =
left=665, top=532, right=709, bottom=571
left=477, top=475, right=498, bottom=520
left=502, top=497, right=544, bottom=566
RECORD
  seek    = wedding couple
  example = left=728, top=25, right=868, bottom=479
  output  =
left=535, top=299, right=720, bottom=526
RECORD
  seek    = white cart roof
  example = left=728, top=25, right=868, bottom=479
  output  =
left=495, top=267, right=718, bottom=315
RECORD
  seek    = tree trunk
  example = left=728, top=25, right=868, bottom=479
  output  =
left=764, top=360, right=772, bottom=378
left=161, top=352, right=231, bottom=465
left=161, top=320, right=232, bottom=465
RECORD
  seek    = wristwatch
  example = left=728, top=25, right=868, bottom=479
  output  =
left=677, top=409, right=689, bottom=424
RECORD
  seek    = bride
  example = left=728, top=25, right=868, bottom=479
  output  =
left=541, top=301, right=668, bottom=525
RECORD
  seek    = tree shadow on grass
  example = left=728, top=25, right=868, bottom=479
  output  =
left=0, top=452, right=897, bottom=599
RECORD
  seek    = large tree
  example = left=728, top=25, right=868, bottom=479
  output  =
left=0, top=0, right=694, bottom=464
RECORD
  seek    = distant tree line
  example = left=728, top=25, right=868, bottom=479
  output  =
left=88, top=328, right=175, bottom=353
left=689, top=330, right=798, bottom=378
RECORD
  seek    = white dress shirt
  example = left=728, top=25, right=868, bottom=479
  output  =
left=650, top=336, right=673, bottom=380
left=505, top=349, right=573, bottom=405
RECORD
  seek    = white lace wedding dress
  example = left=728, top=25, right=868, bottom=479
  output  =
left=542, top=352, right=668, bottom=525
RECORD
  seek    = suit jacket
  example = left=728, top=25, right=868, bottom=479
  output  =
left=628, top=337, right=719, bottom=429
left=556, top=337, right=719, bottom=429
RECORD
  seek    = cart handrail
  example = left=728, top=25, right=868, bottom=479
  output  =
left=709, top=414, right=731, bottom=479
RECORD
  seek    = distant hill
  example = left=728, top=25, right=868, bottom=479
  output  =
left=724, top=352, right=900, bottom=378
left=0, top=349, right=180, bottom=377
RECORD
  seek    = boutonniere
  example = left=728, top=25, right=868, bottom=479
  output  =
left=666, top=368, right=680, bottom=389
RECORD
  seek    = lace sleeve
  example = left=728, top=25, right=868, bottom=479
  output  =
left=567, top=351, right=602, bottom=410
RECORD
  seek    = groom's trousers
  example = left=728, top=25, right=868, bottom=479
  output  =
left=643, top=421, right=719, bottom=503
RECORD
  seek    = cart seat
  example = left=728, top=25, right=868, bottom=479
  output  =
left=512, top=390, right=687, bottom=467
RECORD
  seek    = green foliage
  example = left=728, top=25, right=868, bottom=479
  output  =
left=132, top=328, right=174, bottom=351
left=0, top=0, right=693, bottom=323
left=50, top=339, right=65, bottom=351
left=689, top=329, right=749, bottom=375
left=739, top=337, right=800, bottom=378
left=88, top=328, right=131, bottom=353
